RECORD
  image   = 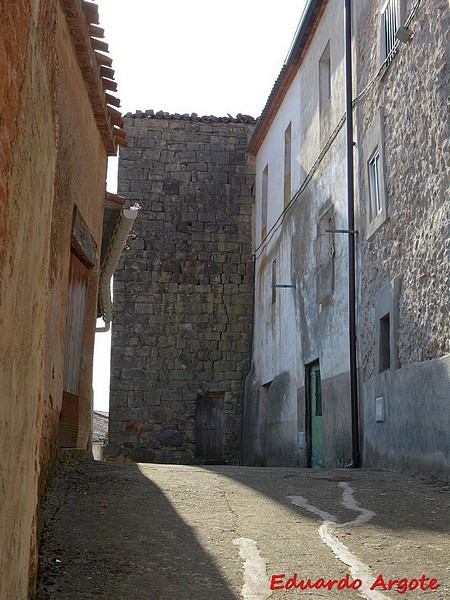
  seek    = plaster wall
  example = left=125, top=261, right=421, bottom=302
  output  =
left=362, top=356, right=450, bottom=478
left=0, top=2, right=109, bottom=597
left=0, top=3, right=57, bottom=597
left=40, top=3, right=107, bottom=472
left=244, top=0, right=353, bottom=467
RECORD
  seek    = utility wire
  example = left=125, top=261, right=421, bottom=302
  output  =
left=253, top=0, right=422, bottom=262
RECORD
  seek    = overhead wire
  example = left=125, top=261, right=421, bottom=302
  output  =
left=253, top=0, right=422, bottom=263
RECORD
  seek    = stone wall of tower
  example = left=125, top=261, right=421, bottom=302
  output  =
left=108, top=111, right=256, bottom=464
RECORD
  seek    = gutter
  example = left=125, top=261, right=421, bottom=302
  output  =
left=96, top=208, right=138, bottom=332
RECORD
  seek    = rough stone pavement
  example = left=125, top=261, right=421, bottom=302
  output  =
left=36, top=461, right=449, bottom=600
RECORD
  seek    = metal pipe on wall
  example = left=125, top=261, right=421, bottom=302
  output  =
left=344, top=0, right=361, bottom=468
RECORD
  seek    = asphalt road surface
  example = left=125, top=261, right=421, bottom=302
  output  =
left=37, top=461, right=449, bottom=600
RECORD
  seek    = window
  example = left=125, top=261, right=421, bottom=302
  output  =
left=271, top=259, right=277, bottom=305
left=316, top=203, right=335, bottom=306
left=261, top=165, right=268, bottom=241
left=363, top=109, right=387, bottom=238
left=368, top=148, right=382, bottom=220
left=319, top=41, right=331, bottom=111
left=381, top=0, right=399, bottom=66
left=379, top=313, right=391, bottom=372
left=284, top=123, right=292, bottom=208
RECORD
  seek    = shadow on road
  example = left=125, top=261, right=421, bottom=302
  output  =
left=198, top=464, right=450, bottom=536
left=37, top=461, right=238, bottom=600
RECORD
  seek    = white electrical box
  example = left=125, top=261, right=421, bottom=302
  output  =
left=375, top=396, right=385, bottom=423
left=298, top=431, right=305, bottom=448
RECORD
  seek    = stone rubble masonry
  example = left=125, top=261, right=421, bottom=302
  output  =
left=356, top=0, right=450, bottom=380
left=109, top=111, right=256, bottom=464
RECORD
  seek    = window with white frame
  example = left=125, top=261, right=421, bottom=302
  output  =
left=364, top=109, right=387, bottom=238
left=381, top=0, right=399, bottom=67
left=368, top=147, right=382, bottom=220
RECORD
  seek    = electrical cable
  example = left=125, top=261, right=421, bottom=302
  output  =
left=253, top=0, right=422, bottom=263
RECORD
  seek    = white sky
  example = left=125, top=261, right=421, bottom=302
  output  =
left=93, top=0, right=308, bottom=411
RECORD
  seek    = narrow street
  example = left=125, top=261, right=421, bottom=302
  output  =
left=37, top=461, right=449, bottom=600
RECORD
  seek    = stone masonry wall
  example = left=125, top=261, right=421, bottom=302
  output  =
left=354, top=0, right=449, bottom=476
left=109, top=111, right=256, bottom=464
left=356, top=0, right=449, bottom=379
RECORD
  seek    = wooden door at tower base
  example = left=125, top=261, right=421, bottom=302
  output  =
left=196, top=394, right=225, bottom=461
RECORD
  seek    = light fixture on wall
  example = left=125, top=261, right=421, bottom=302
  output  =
left=395, top=26, right=413, bottom=43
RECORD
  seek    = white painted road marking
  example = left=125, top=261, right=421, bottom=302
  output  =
left=233, top=537, right=272, bottom=600
left=289, top=482, right=388, bottom=600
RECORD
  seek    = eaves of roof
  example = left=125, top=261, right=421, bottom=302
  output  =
left=248, top=0, right=328, bottom=156
left=59, top=0, right=126, bottom=155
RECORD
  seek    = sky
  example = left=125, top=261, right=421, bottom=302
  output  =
left=93, top=0, right=308, bottom=411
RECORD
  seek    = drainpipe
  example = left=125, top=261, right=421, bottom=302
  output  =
left=345, top=0, right=361, bottom=468
left=96, top=209, right=138, bottom=333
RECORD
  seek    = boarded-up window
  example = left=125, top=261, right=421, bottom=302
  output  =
left=59, top=253, right=89, bottom=447
left=195, top=393, right=225, bottom=462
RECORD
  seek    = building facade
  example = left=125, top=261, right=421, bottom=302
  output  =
left=354, top=0, right=450, bottom=477
left=243, top=0, right=353, bottom=468
left=109, top=112, right=256, bottom=464
left=244, top=0, right=449, bottom=477
left=0, top=1, right=124, bottom=597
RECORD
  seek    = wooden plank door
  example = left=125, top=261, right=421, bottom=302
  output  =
left=196, top=395, right=225, bottom=462
left=59, top=253, right=89, bottom=448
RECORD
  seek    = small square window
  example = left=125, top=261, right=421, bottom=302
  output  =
left=368, top=148, right=382, bottom=220
left=379, top=312, right=391, bottom=372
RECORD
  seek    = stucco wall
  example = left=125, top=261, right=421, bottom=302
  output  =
left=0, top=3, right=57, bottom=597
left=244, top=0, right=353, bottom=468
left=354, top=0, right=450, bottom=477
left=0, top=2, right=109, bottom=597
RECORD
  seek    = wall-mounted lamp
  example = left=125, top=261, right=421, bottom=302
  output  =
left=395, top=26, right=413, bottom=44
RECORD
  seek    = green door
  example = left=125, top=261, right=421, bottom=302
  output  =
left=309, top=362, right=323, bottom=467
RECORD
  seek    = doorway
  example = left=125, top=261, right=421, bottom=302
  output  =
left=306, top=361, right=323, bottom=467
left=196, top=392, right=225, bottom=462
left=59, top=253, right=89, bottom=447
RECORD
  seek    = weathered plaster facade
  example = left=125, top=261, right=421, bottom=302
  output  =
left=354, top=0, right=450, bottom=477
left=109, top=112, right=255, bottom=464
left=244, top=0, right=449, bottom=476
left=243, top=0, right=354, bottom=468
left=0, top=1, right=122, bottom=597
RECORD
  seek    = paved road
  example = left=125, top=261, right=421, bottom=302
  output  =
left=37, top=461, right=449, bottom=600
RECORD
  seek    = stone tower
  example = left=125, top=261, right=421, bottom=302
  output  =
left=108, top=111, right=256, bottom=464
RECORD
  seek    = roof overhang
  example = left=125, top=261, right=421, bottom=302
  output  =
left=59, top=0, right=127, bottom=155
left=248, top=0, right=328, bottom=155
